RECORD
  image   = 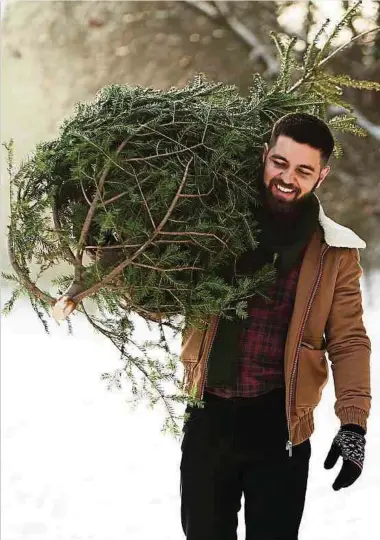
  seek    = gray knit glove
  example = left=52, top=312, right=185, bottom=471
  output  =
left=324, top=424, right=366, bottom=491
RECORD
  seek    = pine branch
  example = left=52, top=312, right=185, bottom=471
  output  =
left=342, top=0, right=360, bottom=38
left=288, top=27, right=380, bottom=94
left=329, top=105, right=380, bottom=141
left=130, top=262, right=203, bottom=273
left=76, top=138, right=129, bottom=264
left=80, top=302, right=187, bottom=436
left=318, top=26, right=380, bottom=69
left=351, top=109, right=380, bottom=141
left=52, top=196, right=77, bottom=265
left=72, top=157, right=196, bottom=304
left=314, top=0, right=362, bottom=65
left=5, top=143, right=55, bottom=307
left=5, top=247, right=54, bottom=307
left=326, top=73, right=380, bottom=91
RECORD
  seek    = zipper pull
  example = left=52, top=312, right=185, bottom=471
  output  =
left=286, top=440, right=293, bottom=457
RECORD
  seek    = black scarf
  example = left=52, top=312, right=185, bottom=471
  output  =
left=205, top=190, right=320, bottom=388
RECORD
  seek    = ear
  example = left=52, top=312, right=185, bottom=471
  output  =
left=262, top=143, right=269, bottom=163
left=315, top=165, right=330, bottom=189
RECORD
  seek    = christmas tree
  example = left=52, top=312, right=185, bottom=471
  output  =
left=3, top=2, right=379, bottom=436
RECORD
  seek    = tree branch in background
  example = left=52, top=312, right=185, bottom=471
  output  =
left=287, top=27, right=380, bottom=93
left=182, top=0, right=279, bottom=75
left=351, top=108, right=380, bottom=141
left=182, top=0, right=216, bottom=18
left=304, top=0, right=316, bottom=43
left=329, top=105, right=380, bottom=141
left=343, top=0, right=360, bottom=38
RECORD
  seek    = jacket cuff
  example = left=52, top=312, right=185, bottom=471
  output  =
left=337, top=406, right=368, bottom=432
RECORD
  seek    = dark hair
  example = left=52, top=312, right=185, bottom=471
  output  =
left=268, top=112, right=334, bottom=165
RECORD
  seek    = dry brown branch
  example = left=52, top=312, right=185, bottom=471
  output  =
left=186, top=233, right=218, bottom=254
left=102, top=190, right=129, bottom=206
left=125, top=142, right=204, bottom=162
left=130, top=262, right=203, bottom=272
left=131, top=168, right=156, bottom=230
left=71, top=157, right=195, bottom=304
left=79, top=175, right=93, bottom=206
left=159, top=230, right=230, bottom=249
left=85, top=238, right=197, bottom=250
left=76, top=139, right=129, bottom=264
left=153, top=239, right=195, bottom=244
left=179, top=183, right=215, bottom=198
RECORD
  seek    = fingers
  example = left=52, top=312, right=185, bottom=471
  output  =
left=324, top=442, right=340, bottom=470
left=332, top=460, right=362, bottom=491
left=52, top=295, right=77, bottom=322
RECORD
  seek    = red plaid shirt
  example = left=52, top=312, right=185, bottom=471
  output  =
left=205, top=249, right=305, bottom=398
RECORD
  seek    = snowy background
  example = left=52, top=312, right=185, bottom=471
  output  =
left=1, top=1, right=379, bottom=538
left=1, top=271, right=379, bottom=540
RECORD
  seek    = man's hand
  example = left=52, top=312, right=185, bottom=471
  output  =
left=324, top=424, right=366, bottom=491
left=52, top=295, right=77, bottom=322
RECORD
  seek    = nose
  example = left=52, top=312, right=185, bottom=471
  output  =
left=279, top=170, right=295, bottom=185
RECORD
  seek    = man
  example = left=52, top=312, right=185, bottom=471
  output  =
left=179, top=112, right=371, bottom=540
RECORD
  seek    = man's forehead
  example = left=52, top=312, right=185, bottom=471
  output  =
left=269, top=135, right=321, bottom=165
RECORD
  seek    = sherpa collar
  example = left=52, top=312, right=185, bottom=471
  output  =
left=317, top=197, right=366, bottom=249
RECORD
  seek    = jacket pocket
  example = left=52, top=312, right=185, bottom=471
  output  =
left=295, top=343, right=328, bottom=409
left=182, top=361, right=197, bottom=394
left=180, top=324, right=208, bottom=364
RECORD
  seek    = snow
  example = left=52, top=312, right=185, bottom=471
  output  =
left=1, top=273, right=379, bottom=540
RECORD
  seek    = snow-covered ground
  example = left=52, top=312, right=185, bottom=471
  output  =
left=1, top=272, right=379, bottom=540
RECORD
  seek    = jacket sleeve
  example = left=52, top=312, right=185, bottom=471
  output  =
left=325, top=247, right=371, bottom=431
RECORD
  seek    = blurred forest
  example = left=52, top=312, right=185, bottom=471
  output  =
left=1, top=0, right=380, bottom=280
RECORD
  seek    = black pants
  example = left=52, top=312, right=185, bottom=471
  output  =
left=180, top=388, right=311, bottom=540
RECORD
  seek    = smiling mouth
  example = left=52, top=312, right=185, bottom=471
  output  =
left=273, top=182, right=296, bottom=198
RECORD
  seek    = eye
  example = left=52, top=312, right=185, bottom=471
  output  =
left=273, top=159, right=286, bottom=167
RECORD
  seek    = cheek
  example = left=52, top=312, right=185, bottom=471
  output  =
left=263, top=164, right=276, bottom=185
left=298, top=182, right=313, bottom=197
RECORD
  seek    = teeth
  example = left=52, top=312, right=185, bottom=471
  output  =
left=276, top=184, right=294, bottom=194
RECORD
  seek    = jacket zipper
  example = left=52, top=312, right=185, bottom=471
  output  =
left=200, top=313, right=221, bottom=400
left=286, top=245, right=330, bottom=457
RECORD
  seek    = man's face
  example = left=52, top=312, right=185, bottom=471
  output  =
left=262, top=135, right=330, bottom=214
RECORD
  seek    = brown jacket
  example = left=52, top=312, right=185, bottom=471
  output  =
left=154, top=201, right=372, bottom=453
